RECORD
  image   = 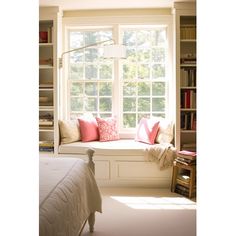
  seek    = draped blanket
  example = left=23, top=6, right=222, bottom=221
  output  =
left=144, top=143, right=177, bottom=170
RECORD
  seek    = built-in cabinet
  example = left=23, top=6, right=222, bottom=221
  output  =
left=39, top=7, right=60, bottom=156
left=174, top=2, right=197, bottom=152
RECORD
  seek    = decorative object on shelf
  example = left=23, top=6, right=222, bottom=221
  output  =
left=39, top=31, right=48, bottom=43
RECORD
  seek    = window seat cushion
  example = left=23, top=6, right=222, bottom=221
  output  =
left=58, top=139, right=157, bottom=156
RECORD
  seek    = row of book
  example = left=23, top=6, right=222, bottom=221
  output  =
left=180, top=25, right=196, bottom=40
left=181, top=89, right=196, bottom=109
left=39, top=113, right=53, bottom=127
left=180, top=53, right=196, bottom=65
left=181, top=112, right=196, bottom=130
left=175, top=184, right=196, bottom=197
left=180, top=68, right=196, bottom=87
left=39, top=141, right=54, bottom=152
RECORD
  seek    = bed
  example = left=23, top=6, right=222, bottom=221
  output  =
left=39, top=149, right=102, bottom=236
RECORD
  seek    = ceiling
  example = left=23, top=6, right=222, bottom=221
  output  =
left=39, top=0, right=195, bottom=11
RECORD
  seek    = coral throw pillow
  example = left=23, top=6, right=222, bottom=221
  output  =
left=135, top=118, right=160, bottom=145
left=96, top=117, right=120, bottom=142
left=78, top=116, right=99, bottom=142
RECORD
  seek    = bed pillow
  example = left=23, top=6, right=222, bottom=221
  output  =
left=95, top=117, right=120, bottom=142
left=155, top=118, right=174, bottom=144
left=135, top=117, right=160, bottom=145
left=59, top=120, right=81, bottom=144
left=78, top=116, right=99, bottom=142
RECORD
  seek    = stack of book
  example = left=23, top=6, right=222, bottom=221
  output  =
left=175, top=150, right=197, bottom=166
left=39, top=113, right=53, bottom=127
left=39, top=141, right=54, bottom=152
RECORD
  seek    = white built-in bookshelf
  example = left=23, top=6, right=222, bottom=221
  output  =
left=174, top=2, right=197, bottom=152
left=39, top=7, right=59, bottom=156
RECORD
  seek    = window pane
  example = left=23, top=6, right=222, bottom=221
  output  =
left=138, top=98, right=150, bottom=111
left=99, top=64, right=112, bottom=79
left=100, top=113, right=112, bottom=118
left=70, top=82, right=83, bottom=96
left=152, top=64, right=165, bottom=79
left=152, top=113, right=165, bottom=118
left=99, top=82, right=112, bottom=96
left=123, top=114, right=136, bottom=128
left=85, top=82, right=97, bottom=96
left=123, top=64, right=136, bottom=79
left=123, top=31, right=136, bottom=46
left=152, top=82, right=165, bottom=96
left=85, top=97, right=97, bottom=111
left=138, top=113, right=150, bottom=122
left=138, top=64, right=150, bottom=79
left=137, top=48, right=150, bottom=62
left=69, top=63, right=84, bottom=80
left=152, top=48, right=165, bottom=63
left=152, top=97, right=165, bottom=111
left=138, top=82, right=150, bottom=96
left=84, top=31, right=99, bottom=45
left=123, top=98, right=136, bottom=112
left=99, top=98, right=112, bottom=111
left=85, top=48, right=98, bottom=62
left=85, top=65, right=97, bottom=79
left=71, top=97, right=83, bottom=111
left=137, top=30, right=151, bottom=47
left=123, top=82, right=136, bottom=96
left=126, top=48, right=136, bottom=62
left=70, top=31, right=84, bottom=48
left=152, top=29, right=166, bottom=46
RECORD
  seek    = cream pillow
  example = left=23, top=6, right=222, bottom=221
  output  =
left=155, top=118, right=174, bottom=144
left=59, top=120, right=81, bottom=144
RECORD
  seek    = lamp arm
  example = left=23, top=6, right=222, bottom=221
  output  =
left=59, top=38, right=114, bottom=68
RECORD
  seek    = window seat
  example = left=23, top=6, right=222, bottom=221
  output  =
left=58, top=139, right=175, bottom=188
left=59, top=139, right=154, bottom=156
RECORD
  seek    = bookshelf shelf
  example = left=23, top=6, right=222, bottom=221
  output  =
left=39, top=43, right=53, bottom=47
left=181, top=130, right=196, bottom=133
left=180, top=39, right=196, bottom=43
left=180, top=64, right=196, bottom=67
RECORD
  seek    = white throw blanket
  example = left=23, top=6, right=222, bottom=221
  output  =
left=144, top=143, right=176, bottom=170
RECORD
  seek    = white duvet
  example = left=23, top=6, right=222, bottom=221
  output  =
left=39, top=157, right=102, bottom=236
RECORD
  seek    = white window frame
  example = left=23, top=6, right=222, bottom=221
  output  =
left=61, top=14, right=174, bottom=138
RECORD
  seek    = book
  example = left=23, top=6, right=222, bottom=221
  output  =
left=176, top=157, right=196, bottom=165
left=177, top=150, right=197, bottom=160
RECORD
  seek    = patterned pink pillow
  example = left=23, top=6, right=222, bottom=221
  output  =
left=78, top=116, right=99, bottom=142
left=135, top=117, right=160, bottom=144
left=96, top=117, right=120, bottom=142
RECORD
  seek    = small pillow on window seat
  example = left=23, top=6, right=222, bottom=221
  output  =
left=155, top=118, right=174, bottom=144
left=59, top=120, right=81, bottom=144
left=135, top=117, right=160, bottom=145
left=96, top=117, right=120, bottom=142
left=78, top=116, right=99, bottom=142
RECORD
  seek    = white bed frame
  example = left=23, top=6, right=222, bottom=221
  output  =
left=78, top=148, right=96, bottom=235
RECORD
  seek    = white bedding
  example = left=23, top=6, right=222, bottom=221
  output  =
left=39, top=157, right=102, bottom=236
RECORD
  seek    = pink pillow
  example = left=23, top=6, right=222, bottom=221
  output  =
left=135, top=118, right=160, bottom=144
left=96, top=117, right=120, bottom=142
left=78, top=116, right=99, bottom=142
